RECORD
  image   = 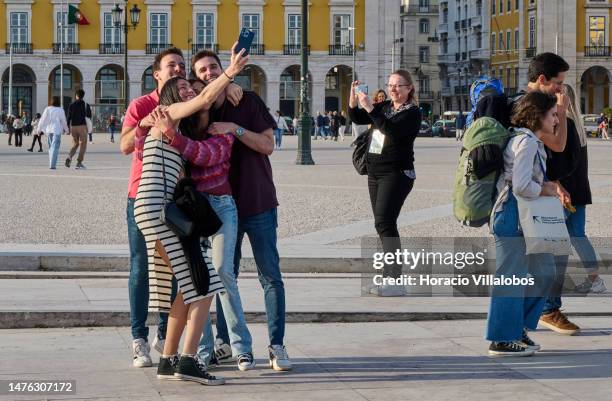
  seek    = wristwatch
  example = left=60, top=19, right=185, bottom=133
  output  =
left=235, top=126, right=245, bottom=138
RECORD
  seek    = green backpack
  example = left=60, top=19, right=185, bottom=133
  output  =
left=453, top=117, right=522, bottom=227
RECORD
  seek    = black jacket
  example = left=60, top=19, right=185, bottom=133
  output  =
left=67, top=99, right=92, bottom=126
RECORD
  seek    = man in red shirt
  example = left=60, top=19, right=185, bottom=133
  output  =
left=120, top=47, right=243, bottom=369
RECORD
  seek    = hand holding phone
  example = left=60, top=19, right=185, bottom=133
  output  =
left=235, top=28, right=255, bottom=56
left=355, top=85, right=368, bottom=95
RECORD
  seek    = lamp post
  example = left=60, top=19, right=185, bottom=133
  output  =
left=112, top=2, right=141, bottom=112
left=295, top=0, right=314, bottom=165
left=347, top=26, right=356, bottom=82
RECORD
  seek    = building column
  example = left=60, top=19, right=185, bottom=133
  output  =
left=312, top=81, right=326, bottom=116
left=35, top=80, right=49, bottom=115
left=266, top=79, right=280, bottom=113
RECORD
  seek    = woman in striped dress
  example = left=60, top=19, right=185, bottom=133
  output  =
left=134, top=46, right=248, bottom=386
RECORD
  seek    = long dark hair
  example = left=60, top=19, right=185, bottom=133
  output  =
left=158, top=76, right=199, bottom=139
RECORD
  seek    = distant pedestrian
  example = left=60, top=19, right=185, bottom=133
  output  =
left=12, top=114, right=24, bottom=147
left=315, top=111, right=325, bottom=140
left=108, top=114, right=117, bottom=143
left=273, top=110, right=288, bottom=149
left=293, top=116, right=299, bottom=135
left=373, top=89, right=387, bottom=104
left=6, top=115, right=14, bottom=145
left=23, top=112, right=32, bottom=136
left=338, top=111, right=347, bottom=141
left=37, top=96, right=69, bottom=169
left=600, top=118, right=609, bottom=140
left=27, top=113, right=43, bottom=152
left=65, top=89, right=92, bottom=169
left=349, top=70, right=421, bottom=297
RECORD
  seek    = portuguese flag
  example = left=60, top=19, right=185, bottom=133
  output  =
left=68, top=5, right=90, bottom=25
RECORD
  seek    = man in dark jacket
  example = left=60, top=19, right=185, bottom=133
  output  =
left=65, top=89, right=91, bottom=169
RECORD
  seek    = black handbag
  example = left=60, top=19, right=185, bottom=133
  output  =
left=159, top=140, right=194, bottom=237
left=352, top=128, right=371, bottom=175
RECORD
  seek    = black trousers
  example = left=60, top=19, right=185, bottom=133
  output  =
left=29, top=134, right=43, bottom=151
left=14, top=129, right=23, bottom=147
left=368, top=168, right=414, bottom=278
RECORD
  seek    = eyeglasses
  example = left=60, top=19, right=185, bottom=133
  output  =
left=386, top=84, right=410, bottom=90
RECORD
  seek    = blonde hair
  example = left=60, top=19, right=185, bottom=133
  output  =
left=390, top=69, right=418, bottom=106
left=564, top=84, right=587, bottom=147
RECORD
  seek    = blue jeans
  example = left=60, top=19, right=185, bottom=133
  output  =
left=126, top=198, right=173, bottom=340
left=47, top=133, right=61, bottom=168
left=274, top=128, right=283, bottom=148
left=197, top=195, right=252, bottom=362
left=110, top=126, right=116, bottom=141
left=216, top=208, right=286, bottom=346
left=486, top=191, right=556, bottom=342
left=542, top=205, right=598, bottom=314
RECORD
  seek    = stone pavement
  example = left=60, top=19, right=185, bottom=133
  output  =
left=1, top=318, right=612, bottom=401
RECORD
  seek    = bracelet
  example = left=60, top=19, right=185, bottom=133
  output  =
left=223, top=71, right=234, bottom=81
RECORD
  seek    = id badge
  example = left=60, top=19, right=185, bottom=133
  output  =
left=368, top=129, right=385, bottom=154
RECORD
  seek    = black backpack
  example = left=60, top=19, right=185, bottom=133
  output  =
left=352, top=128, right=371, bottom=175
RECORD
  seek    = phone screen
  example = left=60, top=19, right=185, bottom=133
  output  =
left=235, top=28, right=255, bottom=55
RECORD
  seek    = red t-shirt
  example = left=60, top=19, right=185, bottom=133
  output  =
left=123, top=90, right=159, bottom=199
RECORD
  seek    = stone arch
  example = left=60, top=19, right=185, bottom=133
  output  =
left=236, top=64, right=267, bottom=102
left=1, top=64, right=36, bottom=117
left=580, top=66, right=611, bottom=114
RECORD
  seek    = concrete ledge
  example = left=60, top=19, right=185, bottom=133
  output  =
left=4, top=310, right=612, bottom=329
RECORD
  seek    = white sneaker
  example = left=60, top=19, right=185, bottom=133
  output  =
left=132, top=338, right=153, bottom=368
left=370, top=284, right=407, bottom=297
left=268, top=345, right=292, bottom=371
left=575, top=276, right=607, bottom=293
left=214, top=340, right=235, bottom=363
left=152, top=334, right=165, bottom=355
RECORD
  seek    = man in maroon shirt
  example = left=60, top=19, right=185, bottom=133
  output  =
left=192, top=50, right=291, bottom=372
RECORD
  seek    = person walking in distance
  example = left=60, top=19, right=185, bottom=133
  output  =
left=108, top=114, right=117, bottom=143
left=65, top=89, right=92, bottom=169
left=273, top=110, right=288, bottom=149
left=12, top=114, right=24, bottom=147
left=37, top=96, right=69, bottom=169
left=27, top=113, right=43, bottom=152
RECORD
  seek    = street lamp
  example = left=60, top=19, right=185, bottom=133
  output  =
left=112, top=2, right=141, bottom=112
left=296, top=0, right=314, bottom=165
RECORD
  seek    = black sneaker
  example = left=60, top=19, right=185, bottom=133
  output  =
left=65, top=158, right=71, bottom=168
left=488, top=341, right=535, bottom=357
left=518, top=330, right=541, bottom=351
left=174, top=355, right=225, bottom=385
left=157, top=355, right=180, bottom=380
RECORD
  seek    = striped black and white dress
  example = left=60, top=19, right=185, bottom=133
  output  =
left=134, top=136, right=224, bottom=313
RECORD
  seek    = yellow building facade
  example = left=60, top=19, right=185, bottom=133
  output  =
left=489, top=0, right=520, bottom=95
left=1, top=0, right=399, bottom=125
left=488, top=0, right=612, bottom=113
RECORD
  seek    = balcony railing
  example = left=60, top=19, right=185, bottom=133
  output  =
left=248, top=44, right=265, bottom=55
left=329, top=45, right=353, bottom=55
left=454, top=21, right=460, bottom=30
left=469, top=48, right=489, bottom=59
left=146, top=43, right=173, bottom=54
left=52, top=43, right=80, bottom=54
left=525, top=47, right=537, bottom=58
left=439, top=23, right=448, bottom=33
left=5, top=42, right=32, bottom=54
left=401, top=4, right=440, bottom=14
left=461, top=19, right=468, bottom=29
left=584, top=46, right=611, bottom=57
left=419, top=91, right=435, bottom=99
left=283, top=44, right=310, bottom=55
left=99, top=43, right=125, bottom=54
left=192, top=43, right=218, bottom=54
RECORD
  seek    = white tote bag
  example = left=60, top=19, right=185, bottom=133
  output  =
left=516, top=195, right=571, bottom=255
